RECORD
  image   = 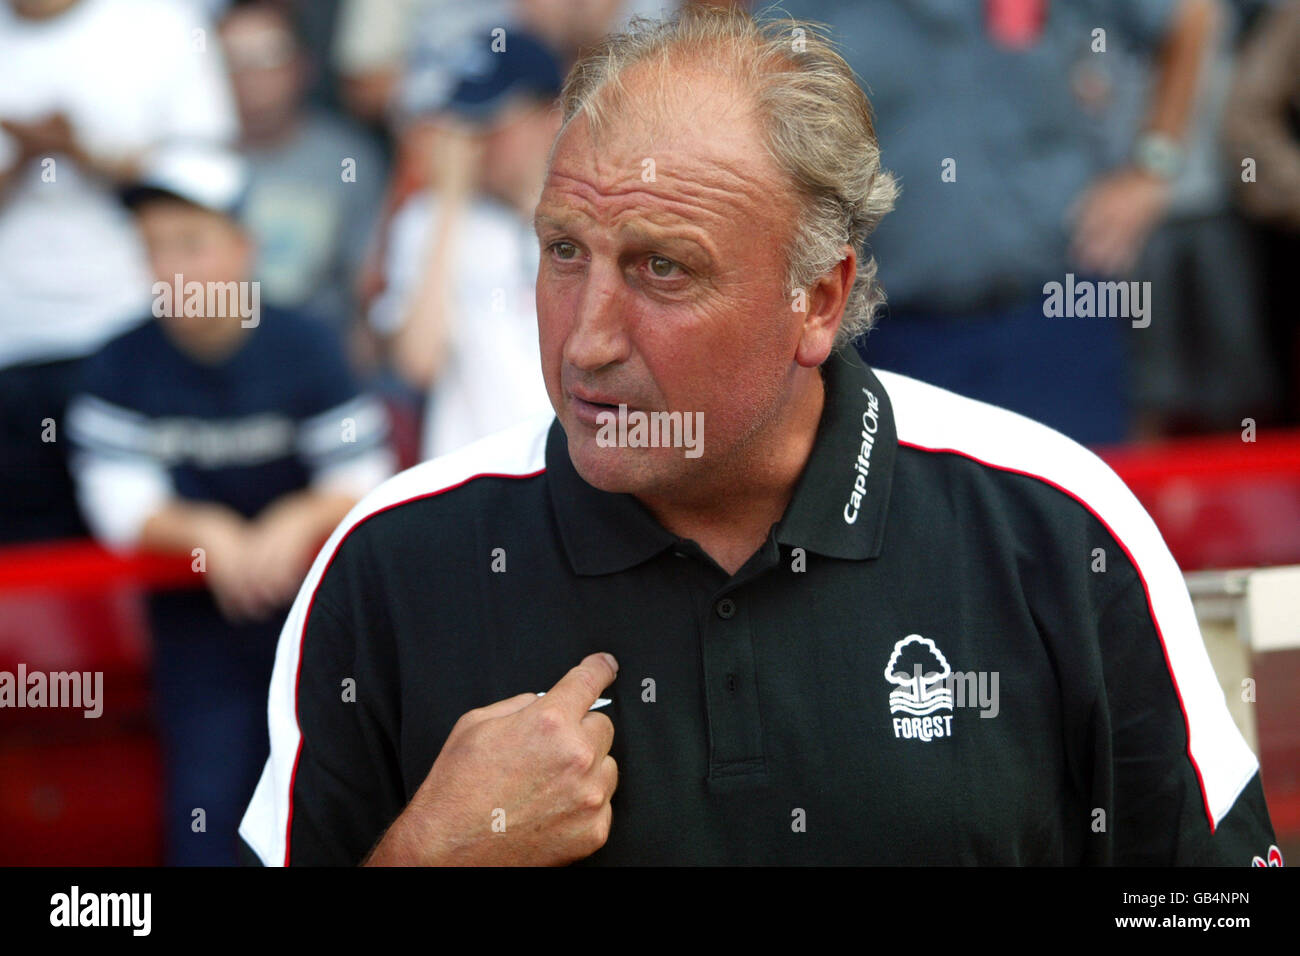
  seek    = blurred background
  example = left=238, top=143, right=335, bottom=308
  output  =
left=0, top=0, right=1296, bottom=865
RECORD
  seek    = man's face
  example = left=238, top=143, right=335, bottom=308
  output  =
left=136, top=199, right=252, bottom=346
left=534, top=70, right=808, bottom=498
left=481, top=98, right=562, bottom=204
left=9, top=0, right=78, bottom=20
left=219, top=8, right=304, bottom=133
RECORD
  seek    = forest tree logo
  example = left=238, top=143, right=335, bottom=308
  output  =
left=885, top=634, right=955, bottom=742
left=885, top=635, right=953, bottom=715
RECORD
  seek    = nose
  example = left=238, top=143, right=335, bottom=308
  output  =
left=563, top=258, right=631, bottom=373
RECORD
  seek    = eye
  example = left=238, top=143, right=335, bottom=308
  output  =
left=647, top=255, right=681, bottom=278
left=549, top=240, right=578, bottom=260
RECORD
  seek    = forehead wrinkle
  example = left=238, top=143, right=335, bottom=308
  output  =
left=539, top=155, right=786, bottom=264
left=539, top=181, right=730, bottom=269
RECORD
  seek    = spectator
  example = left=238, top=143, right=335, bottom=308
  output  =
left=0, top=0, right=238, bottom=542
left=333, top=0, right=672, bottom=126
left=371, top=30, right=562, bottom=460
left=1223, top=0, right=1300, bottom=420
left=65, top=145, right=394, bottom=865
left=219, top=0, right=387, bottom=334
left=345, top=0, right=685, bottom=378
left=1120, top=1, right=1281, bottom=436
left=333, top=0, right=507, bottom=126
left=782, top=0, right=1216, bottom=445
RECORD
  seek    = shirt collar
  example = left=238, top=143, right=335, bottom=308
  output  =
left=772, top=346, right=896, bottom=560
left=546, top=346, right=897, bottom=575
left=546, top=419, right=681, bottom=575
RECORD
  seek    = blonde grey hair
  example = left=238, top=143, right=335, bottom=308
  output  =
left=555, top=3, right=899, bottom=347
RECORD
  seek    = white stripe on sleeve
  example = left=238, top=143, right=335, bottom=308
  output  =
left=238, top=411, right=553, bottom=865
left=877, top=369, right=1259, bottom=830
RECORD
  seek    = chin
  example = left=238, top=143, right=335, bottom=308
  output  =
left=569, top=435, right=705, bottom=502
left=567, top=433, right=640, bottom=492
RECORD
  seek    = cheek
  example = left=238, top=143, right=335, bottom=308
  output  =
left=148, top=243, right=188, bottom=280
left=639, top=284, right=791, bottom=429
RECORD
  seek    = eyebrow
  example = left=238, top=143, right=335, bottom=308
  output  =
left=533, top=211, right=715, bottom=267
left=532, top=212, right=562, bottom=233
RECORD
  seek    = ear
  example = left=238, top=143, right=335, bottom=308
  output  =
left=794, top=244, right=856, bottom=368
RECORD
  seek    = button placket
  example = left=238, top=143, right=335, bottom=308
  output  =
left=700, top=589, right=766, bottom=784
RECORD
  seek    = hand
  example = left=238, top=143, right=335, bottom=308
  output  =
left=195, top=513, right=272, bottom=623
left=428, top=117, right=486, bottom=198
left=0, top=112, right=79, bottom=161
left=364, top=652, right=621, bottom=866
left=239, top=496, right=326, bottom=614
left=1067, top=166, right=1172, bottom=276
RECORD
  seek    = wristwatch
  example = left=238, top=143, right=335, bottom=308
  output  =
left=1132, top=131, right=1185, bottom=180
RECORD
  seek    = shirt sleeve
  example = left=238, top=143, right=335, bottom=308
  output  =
left=293, top=327, right=395, bottom=498
left=238, top=528, right=406, bottom=865
left=297, top=393, right=395, bottom=497
left=64, top=392, right=175, bottom=552
left=1096, top=571, right=1279, bottom=865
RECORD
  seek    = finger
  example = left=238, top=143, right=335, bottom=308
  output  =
left=469, top=692, right=540, bottom=722
left=214, top=585, right=253, bottom=624
left=236, top=564, right=274, bottom=610
left=1072, top=211, right=1102, bottom=255
left=542, top=653, right=619, bottom=718
left=210, top=587, right=241, bottom=623
left=579, top=710, right=615, bottom=758
left=1073, top=229, right=1107, bottom=274
left=596, top=753, right=618, bottom=799
left=1095, top=233, right=1127, bottom=277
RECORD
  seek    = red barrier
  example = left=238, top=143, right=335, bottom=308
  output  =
left=1097, top=428, right=1300, bottom=570
left=0, top=540, right=199, bottom=594
left=0, top=543, right=197, bottom=865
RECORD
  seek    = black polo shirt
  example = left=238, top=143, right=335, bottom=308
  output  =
left=239, top=347, right=1278, bottom=866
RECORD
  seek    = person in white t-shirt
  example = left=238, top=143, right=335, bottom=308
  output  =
left=371, top=29, right=561, bottom=461
left=0, top=0, right=238, bottom=542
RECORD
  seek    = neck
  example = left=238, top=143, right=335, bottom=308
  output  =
left=637, top=368, right=825, bottom=575
left=166, top=321, right=250, bottom=365
left=243, top=110, right=300, bottom=149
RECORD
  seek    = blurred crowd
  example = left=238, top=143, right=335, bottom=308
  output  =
left=0, top=0, right=1297, bottom=864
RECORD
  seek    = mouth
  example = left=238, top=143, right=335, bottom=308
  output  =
left=568, top=391, right=629, bottom=427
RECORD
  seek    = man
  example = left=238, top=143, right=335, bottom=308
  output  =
left=0, top=0, right=238, bottom=542
left=783, top=0, right=1217, bottom=446
left=219, top=0, right=386, bottom=332
left=371, top=28, right=562, bottom=459
left=67, top=145, right=393, bottom=864
left=239, top=7, right=1278, bottom=865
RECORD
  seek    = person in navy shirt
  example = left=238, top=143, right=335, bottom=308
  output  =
left=66, top=145, right=394, bottom=865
